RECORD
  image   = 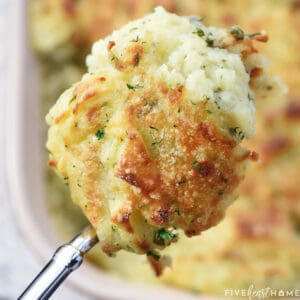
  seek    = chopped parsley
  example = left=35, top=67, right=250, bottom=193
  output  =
left=230, top=25, right=245, bottom=40
left=151, top=129, right=165, bottom=148
left=130, top=36, right=139, bottom=42
left=111, top=225, right=117, bottom=232
left=63, top=177, right=69, bottom=186
left=230, top=25, right=264, bottom=41
left=126, top=83, right=144, bottom=90
left=229, top=127, right=245, bottom=141
left=193, top=28, right=215, bottom=47
left=192, top=161, right=204, bottom=174
left=154, top=228, right=177, bottom=245
left=247, top=32, right=264, bottom=38
left=205, top=109, right=212, bottom=114
left=205, top=36, right=214, bottom=47
left=175, top=208, right=181, bottom=216
left=69, top=95, right=77, bottom=103
left=95, top=128, right=105, bottom=140
left=193, top=28, right=205, bottom=37
left=147, top=251, right=160, bottom=261
left=151, top=140, right=164, bottom=147
left=177, top=179, right=186, bottom=185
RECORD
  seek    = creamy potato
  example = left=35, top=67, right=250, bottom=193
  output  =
left=46, top=7, right=282, bottom=274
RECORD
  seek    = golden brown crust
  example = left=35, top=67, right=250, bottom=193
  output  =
left=111, top=43, right=144, bottom=71
left=47, top=63, right=254, bottom=259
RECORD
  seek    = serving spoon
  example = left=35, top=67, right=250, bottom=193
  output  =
left=18, top=226, right=98, bottom=300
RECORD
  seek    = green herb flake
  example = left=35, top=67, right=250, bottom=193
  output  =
left=149, top=126, right=158, bottom=131
left=205, top=37, right=214, bottom=47
left=193, top=28, right=205, bottom=37
left=175, top=208, right=181, bottom=216
left=130, top=36, right=139, bottom=42
left=247, top=32, right=263, bottom=38
left=193, top=28, right=215, bottom=47
left=69, top=95, right=77, bottom=103
left=95, top=128, right=105, bottom=140
left=155, top=228, right=177, bottom=245
left=177, top=179, right=186, bottom=185
left=146, top=251, right=160, bottom=261
left=205, top=109, right=212, bottom=114
left=112, top=225, right=117, bottom=232
left=126, top=83, right=144, bottom=90
left=151, top=129, right=165, bottom=148
left=74, top=122, right=78, bottom=128
left=230, top=25, right=245, bottom=40
left=229, top=127, right=245, bottom=141
left=151, top=140, right=163, bottom=147
left=192, top=161, right=204, bottom=174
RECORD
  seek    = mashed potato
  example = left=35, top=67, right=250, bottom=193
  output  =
left=46, top=7, right=278, bottom=273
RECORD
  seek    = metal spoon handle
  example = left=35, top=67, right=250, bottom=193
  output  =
left=18, top=226, right=98, bottom=300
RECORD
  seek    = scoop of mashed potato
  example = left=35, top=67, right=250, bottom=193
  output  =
left=46, top=7, right=276, bottom=272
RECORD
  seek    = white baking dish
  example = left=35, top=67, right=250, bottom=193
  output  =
left=5, top=1, right=219, bottom=299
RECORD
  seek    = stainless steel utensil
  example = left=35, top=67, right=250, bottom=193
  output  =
left=18, top=226, right=98, bottom=300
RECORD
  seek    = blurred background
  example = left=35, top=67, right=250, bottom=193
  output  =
left=1, top=0, right=300, bottom=299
